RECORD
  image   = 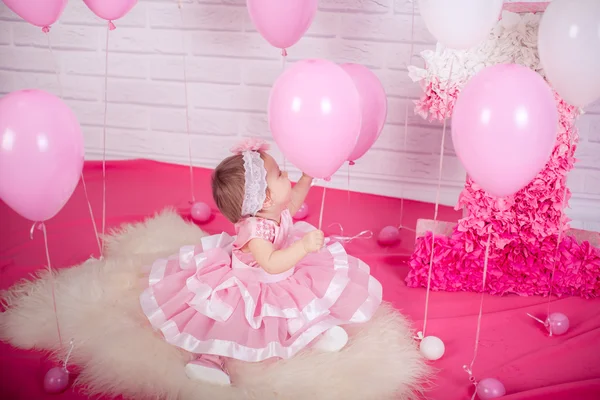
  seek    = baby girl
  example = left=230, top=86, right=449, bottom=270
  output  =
left=140, top=138, right=382, bottom=385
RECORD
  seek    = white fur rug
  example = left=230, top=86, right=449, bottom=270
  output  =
left=0, top=210, right=430, bottom=400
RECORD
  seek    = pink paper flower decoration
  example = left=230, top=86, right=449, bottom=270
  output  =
left=406, top=12, right=600, bottom=299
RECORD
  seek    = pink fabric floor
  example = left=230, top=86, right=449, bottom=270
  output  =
left=1, top=160, right=599, bottom=400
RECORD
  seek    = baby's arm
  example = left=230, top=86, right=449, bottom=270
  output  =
left=247, top=229, right=324, bottom=274
left=289, top=173, right=313, bottom=215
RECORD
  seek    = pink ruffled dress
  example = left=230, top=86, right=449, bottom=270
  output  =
left=140, top=209, right=382, bottom=362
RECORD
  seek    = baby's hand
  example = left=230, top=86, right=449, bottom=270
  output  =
left=302, top=230, right=325, bottom=253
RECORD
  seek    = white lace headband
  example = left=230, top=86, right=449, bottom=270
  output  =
left=230, top=138, right=270, bottom=217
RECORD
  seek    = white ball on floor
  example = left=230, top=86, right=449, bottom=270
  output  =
left=419, top=336, right=445, bottom=361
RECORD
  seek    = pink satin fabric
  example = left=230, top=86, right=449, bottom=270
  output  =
left=139, top=209, right=382, bottom=362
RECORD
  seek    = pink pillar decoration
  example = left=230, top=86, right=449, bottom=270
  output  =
left=406, top=8, right=600, bottom=298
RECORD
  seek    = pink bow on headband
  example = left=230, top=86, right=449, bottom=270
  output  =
left=230, top=137, right=271, bottom=155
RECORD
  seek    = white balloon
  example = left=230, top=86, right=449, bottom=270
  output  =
left=419, top=336, right=445, bottom=361
left=538, top=0, right=600, bottom=108
left=418, top=0, right=504, bottom=49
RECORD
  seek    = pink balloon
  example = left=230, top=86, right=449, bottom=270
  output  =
left=377, top=226, right=400, bottom=246
left=0, top=90, right=84, bottom=222
left=476, top=378, right=506, bottom=399
left=247, top=0, right=318, bottom=51
left=190, top=202, right=211, bottom=223
left=293, top=202, right=309, bottom=220
left=2, top=0, right=67, bottom=28
left=340, top=63, right=387, bottom=163
left=268, top=59, right=362, bottom=179
left=451, top=64, right=558, bottom=198
left=83, top=0, right=137, bottom=21
left=43, top=367, right=70, bottom=394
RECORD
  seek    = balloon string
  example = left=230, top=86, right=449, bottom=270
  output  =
left=80, top=174, right=102, bottom=256
left=29, top=222, right=38, bottom=240
left=37, top=223, right=64, bottom=350
left=463, top=364, right=478, bottom=400
left=399, top=225, right=417, bottom=233
left=545, top=130, right=574, bottom=335
left=526, top=313, right=547, bottom=326
left=178, top=2, right=195, bottom=203
left=327, top=223, right=373, bottom=244
left=347, top=162, right=351, bottom=208
left=421, top=57, right=454, bottom=337
left=399, top=0, right=416, bottom=227
left=101, top=23, right=111, bottom=252
left=46, top=31, right=102, bottom=257
left=432, top=58, right=454, bottom=235
left=318, top=185, right=327, bottom=231
left=63, top=339, right=75, bottom=371
left=45, top=32, right=63, bottom=98
left=281, top=51, right=287, bottom=172
left=329, top=231, right=374, bottom=243
left=463, top=232, right=492, bottom=400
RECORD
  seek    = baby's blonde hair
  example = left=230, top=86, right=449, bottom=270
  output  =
left=211, top=152, right=267, bottom=223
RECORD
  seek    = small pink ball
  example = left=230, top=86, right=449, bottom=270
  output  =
left=43, top=366, right=70, bottom=394
left=294, top=203, right=309, bottom=220
left=476, top=378, right=506, bottom=399
left=546, top=312, right=569, bottom=336
left=191, top=202, right=211, bottom=223
left=377, top=226, right=400, bottom=246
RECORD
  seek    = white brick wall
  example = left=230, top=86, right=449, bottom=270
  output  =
left=1, top=0, right=599, bottom=231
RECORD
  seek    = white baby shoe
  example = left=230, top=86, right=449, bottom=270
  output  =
left=312, top=326, right=349, bottom=352
left=185, top=357, right=231, bottom=386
